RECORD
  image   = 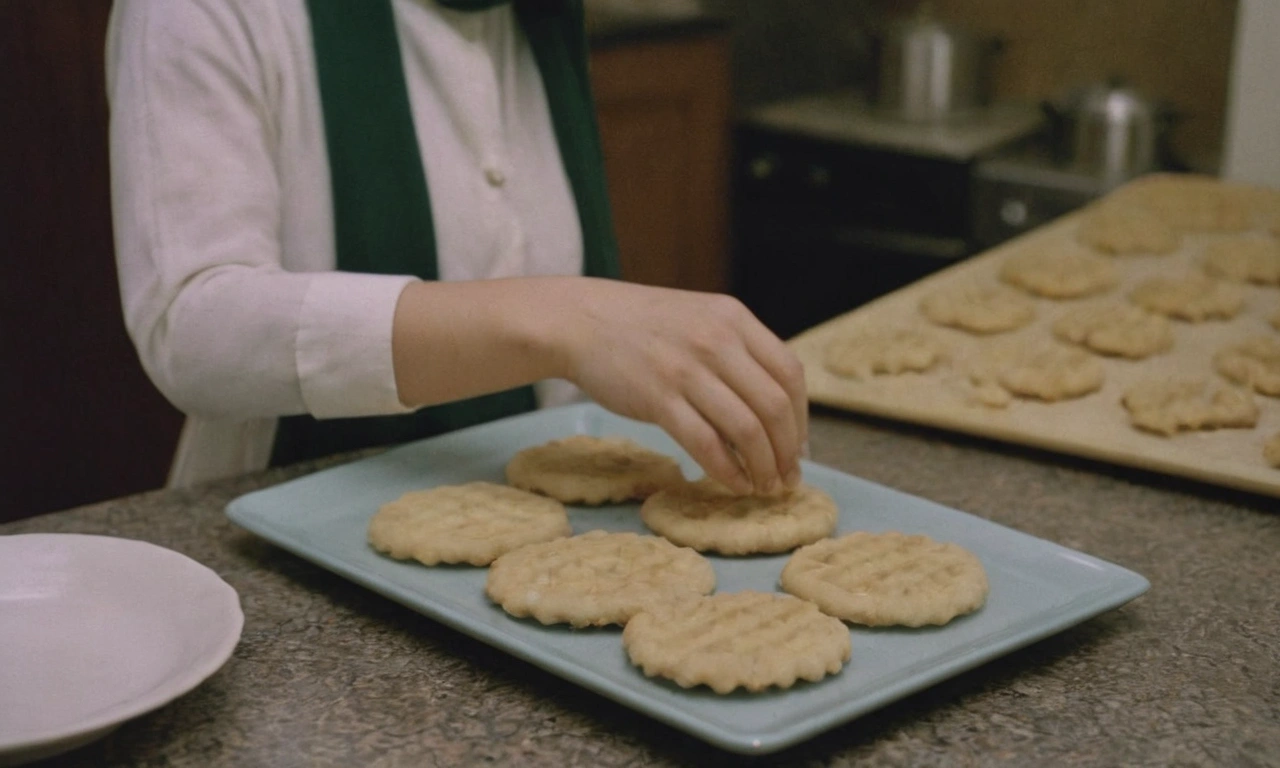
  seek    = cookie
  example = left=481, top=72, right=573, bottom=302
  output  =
left=999, top=245, right=1119, bottom=299
left=1116, top=174, right=1254, bottom=233
left=1052, top=303, right=1173, bottom=359
left=822, top=328, right=942, bottom=380
left=640, top=478, right=837, bottom=556
left=485, top=530, right=715, bottom=627
left=920, top=284, right=1036, bottom=335
left=995, top=343, right=1105, bottom=402
left=622, top=591, right=851, bottom=694
left=1074, top=203, right=1180, bottom=255
left=1214, top=336, right=1280, bottom=397
left=368, top=482, right=571, bottom=566
left=1129, top=274, right=1245, bottom=322
left=780, top=531, right=988, bottom=627
left=1265, top=432, right=1280, bottom=469
left=1201, top=236, right=1280, bottom=285
left=505, top=435, right=684, bottom=504
left=1122, top=378, right=1258, bottom=436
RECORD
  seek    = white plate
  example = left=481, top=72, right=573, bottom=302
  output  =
left=0, top=534, right=243, bottom=766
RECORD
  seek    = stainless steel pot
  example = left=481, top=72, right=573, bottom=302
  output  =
left=1042, top=79, right=1177, bottom=184
left=870, top=9, right=1002, bottom=123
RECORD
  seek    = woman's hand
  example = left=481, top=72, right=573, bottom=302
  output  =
left=392, top=276, right=808, bottom=495
left=543, top=278, right=808, bottom=495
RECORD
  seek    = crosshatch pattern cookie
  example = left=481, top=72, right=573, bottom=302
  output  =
left=1201, top=236, right=1280, bottom=285
left=1051, top=303, right=1174, bottom=359
left=1074, top=203, right=1180, bottom=255
left=1215, top=336, right=1280, bottom=397
left=780, top=532, right=988, bottom=627
left=622, top=591, right=852, bottom=694
left=485, top=531, right=716, bottom=628
left=1121, top=378, right=1259, bottom=436
left=368, top=482, right=571, bottom=566
left=1129, top=274, right=1246, bottom=322
left=998, top=245, right=1119, bottom=299
left=505, top=435, right=685, bottom=505
left=919, top=284, right=1036, bottom=335
left=822, top=328, right=943, bottom=380
left=640, top=479, right=838, bottom=555
left=995, top=344, right=1105, bottom=402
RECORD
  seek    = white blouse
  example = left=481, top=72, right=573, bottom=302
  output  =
left=106, top=0, right=585, bottom=487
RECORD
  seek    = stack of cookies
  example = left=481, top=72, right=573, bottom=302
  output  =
left=367, top=435, right=989, bottom=695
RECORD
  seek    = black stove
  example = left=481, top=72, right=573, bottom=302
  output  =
left=731, top=91, right=1045, bottom=339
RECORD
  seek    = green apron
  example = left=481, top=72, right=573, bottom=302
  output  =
left=272, top=0, right=620, bottom=466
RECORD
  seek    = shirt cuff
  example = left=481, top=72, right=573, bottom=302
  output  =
left=296, top=272, right=418, bottom=419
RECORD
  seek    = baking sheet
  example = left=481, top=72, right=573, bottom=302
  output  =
left=226, top=404, right=1148, bottom=754
left=791, top=193, right=1280, bottom=500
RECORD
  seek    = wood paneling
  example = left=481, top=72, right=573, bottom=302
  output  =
left=0, top=1, right=183, bottom=521
left=590, top=31, right=733, bottom=292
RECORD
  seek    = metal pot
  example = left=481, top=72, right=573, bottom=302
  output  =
left=1042, top=79, right=1178, bottom=184
left=869, top=9, right=1002, bottom=123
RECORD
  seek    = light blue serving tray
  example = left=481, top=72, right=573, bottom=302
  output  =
left=226, top=403, right=1150, bottom=754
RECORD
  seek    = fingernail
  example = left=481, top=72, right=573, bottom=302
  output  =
left=783, top=465, right=802, bottom=489
left=762, top=477, right=779, bottom=496
left=731, top=475, right=754, bottom=495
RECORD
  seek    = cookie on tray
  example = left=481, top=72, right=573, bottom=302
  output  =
left=995, top=343, right=1105, bottom=402
left=505, top=435, right=684, bottom=505
left=999, top=245, right=1119, bottom=299
left=1074, top=203, right=1180, bottom=255
left=1264, top=432, right=1280, bottom=469
left=1129, top=274, right=1245, bottom=322
left=1115, top=174, right=1254, bottom=233
left=622, top=591, right=851, bottom=694
left=368, top=482, right=570, bottom=566
left=485, top=530, right=715, bottom=628
left=1052, top=303, right=1173, bottom=359
left=920, top=284, right=1036, bottom=335
left=640, top=478, right=837, bottom=556
left=1214, top=336, right=1280, bottom=397
left=822, top=328, right=943, bottom=380
left=780, top=531, right=988, bottom=627
left=1121, top=378, right=1259, bottom=436
left=1202, top=236, right=1280, bottom=285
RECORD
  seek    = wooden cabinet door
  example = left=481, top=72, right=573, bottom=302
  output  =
left=590, top=32, right=732, bottom=293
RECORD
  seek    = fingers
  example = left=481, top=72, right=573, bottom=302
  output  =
left=657, top=398, right=753, bottom=495
left=741, top=315, right=810, bottom=458
left=709, top=347, right=801, bottom=490
left=684, top=371, right=783, bottom=494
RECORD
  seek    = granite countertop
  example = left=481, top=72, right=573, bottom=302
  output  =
left=5, top=410, right=1278, bottom=767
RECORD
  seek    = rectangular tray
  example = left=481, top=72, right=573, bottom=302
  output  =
left=226, top=404, right=1149, bottom=754
left=789, top=181, right=1280, bottom=500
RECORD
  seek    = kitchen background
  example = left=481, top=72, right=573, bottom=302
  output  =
left=2, top=0, right=1271, bottom=520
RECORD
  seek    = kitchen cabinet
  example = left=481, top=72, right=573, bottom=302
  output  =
left=589, top=20, right=732, bottom=292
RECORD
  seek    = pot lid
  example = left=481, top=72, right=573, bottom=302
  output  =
left=1064, top=78, right=1161, bottom=122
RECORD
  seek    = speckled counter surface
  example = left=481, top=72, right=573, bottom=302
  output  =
left=6, top=410, right=1279, bottom=767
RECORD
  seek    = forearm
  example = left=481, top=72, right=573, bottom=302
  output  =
left=391, top=276, right=582, bottom=407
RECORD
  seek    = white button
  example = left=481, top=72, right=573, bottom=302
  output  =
left=484, top=167, right=506, bottom=187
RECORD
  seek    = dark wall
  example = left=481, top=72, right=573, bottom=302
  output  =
left=1, top=0, right=182, bottom=521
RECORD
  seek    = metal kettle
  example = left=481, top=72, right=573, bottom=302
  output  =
left=869, top=6, right=1002, bottom=123
left=1042, top=78, right=1178, bottom=185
